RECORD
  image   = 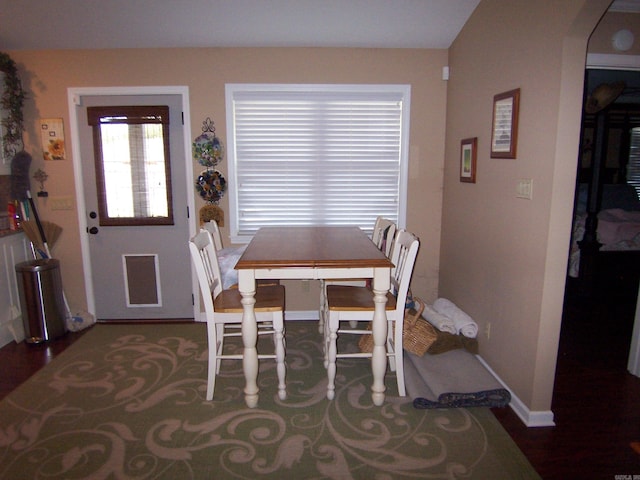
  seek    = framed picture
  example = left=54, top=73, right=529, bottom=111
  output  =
left=40, top=118, right=66, bottom=161
left=460, top=137, right=477, bottom=183
left=490, top=88, right=520, bottom=158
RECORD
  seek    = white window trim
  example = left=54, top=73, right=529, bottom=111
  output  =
left=225, top=83, right=410, bottom=243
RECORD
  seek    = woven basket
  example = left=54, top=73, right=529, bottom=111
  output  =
left=358, top=297, right=435, bottom=356
left=402, top=298, right=436, bottom=356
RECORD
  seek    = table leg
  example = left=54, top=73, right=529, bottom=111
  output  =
left=319, top=279, right=326, bottom=333
left=238, top=269, right=259, bottom=408
left=371, top=267, right=390, bottom=406
left=325, top=310, right=338, bottom=400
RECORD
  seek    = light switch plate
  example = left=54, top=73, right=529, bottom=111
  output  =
left=50, top=196, right=74, bottom=210
left=516, top=179, right=533, bottom=200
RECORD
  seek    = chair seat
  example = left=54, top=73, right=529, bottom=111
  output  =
left=214, top=285, right=285, bottom=313
left=327, top=285, right=396, bottom=311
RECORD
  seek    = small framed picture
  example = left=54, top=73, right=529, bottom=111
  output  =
left=460, top=137, right=477, bottom=183
left=490, top=88, right=520, bottom=159
left=40, top=118, right=66, bottom=161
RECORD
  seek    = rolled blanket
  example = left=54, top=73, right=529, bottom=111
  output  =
left=404, top=349, right=511, bottom=409
left=422, top=304, right=456, bottom=334
left=433, top=298, right=478, bottom=338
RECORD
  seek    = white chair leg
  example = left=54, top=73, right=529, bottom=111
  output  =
left=392, top=321, right=406, bottom=396
left=395, top=348, right=406, bottom=397
left=323, top=306, right=331, bottom=369
left=215, top=323, right=225, bottom=374
left=387, top=322, right=397, bottom=372
left=274, top=314, right=287, bottom=400
left=206, top=322, right=217, bottom=401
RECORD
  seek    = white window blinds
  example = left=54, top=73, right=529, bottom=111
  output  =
left=629, top=127, right=640, bottom=199
left=225, top=84, right=410, bottom=240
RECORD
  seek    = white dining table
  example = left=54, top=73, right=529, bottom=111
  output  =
left=235, top=226, right=393, bottom=408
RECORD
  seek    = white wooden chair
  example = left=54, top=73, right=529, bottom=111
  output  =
left=202, top=219, right=224, bottom=250
left=371, top=216, right=397, bottom=257
left=202, top=220, right=278, bottom=290
left=319, top=217, right=397, bottom=332
left=189, top=229, right=286, bottom=400
left=323, top=229, right=419, bottom=398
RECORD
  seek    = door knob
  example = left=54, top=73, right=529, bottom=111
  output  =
left=88, top=226, right=99, bottom=235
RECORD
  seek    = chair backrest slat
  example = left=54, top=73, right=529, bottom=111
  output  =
left=189, top=230, right=225, bottom=319
left=202, top=220, right=224, bottom=250
left=372, top=216, right=397, bottom=258
left=389, top=229, right=419, bottom=313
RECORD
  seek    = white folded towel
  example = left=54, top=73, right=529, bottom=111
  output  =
left=433, top=298, right=478, bottom=338
left=422, top=304, right=457, bottom=334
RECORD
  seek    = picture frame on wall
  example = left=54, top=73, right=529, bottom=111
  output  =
left=490, top=88, right=520, bottom=159
left=460, top=137, right=477, bottom=183
left=40, top=118, right=66, bottom=161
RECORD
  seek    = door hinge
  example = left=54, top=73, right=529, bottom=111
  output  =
left=187, top=205, right=190, bottom=218
left=191, top=293, right=195, bottom=306
left=181, top=112, right=184, bottom=125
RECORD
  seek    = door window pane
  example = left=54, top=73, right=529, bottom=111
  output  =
left=87, top=106, right=174, bottom=226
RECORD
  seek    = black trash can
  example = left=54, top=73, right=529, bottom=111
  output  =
left=15, top=259, right=67, bottom=344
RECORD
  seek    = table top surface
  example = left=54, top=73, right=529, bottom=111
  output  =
left=236, top=226, right=392, bottom=270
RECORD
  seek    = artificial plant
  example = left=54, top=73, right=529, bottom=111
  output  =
left=0, top=52, right=26, bottom=160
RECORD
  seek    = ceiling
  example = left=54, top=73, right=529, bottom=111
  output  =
left=0, top=0, right=483, bottom=50
left=2, top=2, right=638, bottom=52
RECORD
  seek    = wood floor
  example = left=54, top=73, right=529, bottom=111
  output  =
left=0, top=286, right=639, bottom=479
left=492, top=282, right=640, bottom=479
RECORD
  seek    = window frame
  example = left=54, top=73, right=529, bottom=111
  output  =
left=225, top=83, right=410, bottom=243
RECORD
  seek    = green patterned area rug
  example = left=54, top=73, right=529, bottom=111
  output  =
left=0, top=322, right=540, bottom=479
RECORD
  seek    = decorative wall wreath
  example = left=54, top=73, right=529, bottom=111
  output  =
left=193, top=132, right=224, bottom=168
left=0, top=52, right=26, bottom=159
left=192, top=117, right=224, bottom=168
left=196, top=169, right=227, bottom=205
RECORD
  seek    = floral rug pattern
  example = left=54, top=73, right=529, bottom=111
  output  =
left=0, top=322, right=539, bottom=479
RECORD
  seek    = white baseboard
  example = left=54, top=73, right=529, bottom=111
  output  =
left=0, top=329, right=14, bottom=349
left=0, top=314, right=24, bottom=349
left=476, top=355, right=555, bottom=428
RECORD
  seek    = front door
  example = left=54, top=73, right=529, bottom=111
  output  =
left=75, top=93, right=193, bottom=320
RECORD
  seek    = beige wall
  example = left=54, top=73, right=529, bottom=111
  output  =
left=441, top=0, right=611, bottom=413
left=8, top=47, right=447, bottom=313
